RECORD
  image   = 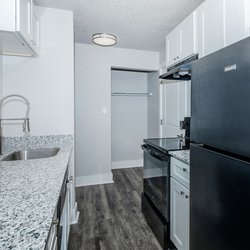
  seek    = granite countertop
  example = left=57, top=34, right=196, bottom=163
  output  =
left=169, top=150, right=190, bottom=165
left=0, top=135, right=73, bottom=250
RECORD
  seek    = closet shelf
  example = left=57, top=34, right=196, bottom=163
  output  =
left=111, top=92, right=152, bottom=97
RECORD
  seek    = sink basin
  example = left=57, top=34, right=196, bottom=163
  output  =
left=2, top=147, right=60, bottom=161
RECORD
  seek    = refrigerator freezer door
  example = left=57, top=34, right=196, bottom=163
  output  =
left=191, top=37, right=250, bottom=158
left=190, top=144, right=250, bottom=250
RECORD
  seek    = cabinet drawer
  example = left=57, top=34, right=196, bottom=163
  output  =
left=171, top=157, right=190, bottom=189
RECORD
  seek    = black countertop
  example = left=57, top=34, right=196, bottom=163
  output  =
left=143, top=137, right=189, bottom=154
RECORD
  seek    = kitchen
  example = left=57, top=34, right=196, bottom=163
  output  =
left=0, top=0, right=250, bottom=249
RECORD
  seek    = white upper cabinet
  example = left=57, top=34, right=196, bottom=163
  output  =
left=18, top=0, right=33, bottom=42
left=223, top=0, right=250, bottom=47
left=166, top=11, right=197, bottom=68
left=30, top=8, right=40, bottom=52
left=196, top=0, right=224, bottom=58
left=197, top=0, right=250, bottom=58
left=0, top=0, right=40, bottom=56
left=0, top=1, right=16, bottom=31
left=179, top=12, right=197, bottom=61
left=166, top=30, right=179, bottom=68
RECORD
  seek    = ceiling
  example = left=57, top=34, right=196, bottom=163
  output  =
left=35, top=0, right=204, bottom=52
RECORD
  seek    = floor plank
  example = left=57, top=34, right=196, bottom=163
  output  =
left=68, top=167, right=162, bottom=250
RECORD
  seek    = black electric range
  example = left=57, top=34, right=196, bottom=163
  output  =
left=141, top=137, right=189, bottom=249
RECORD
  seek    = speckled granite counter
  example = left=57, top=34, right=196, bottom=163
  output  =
left=0, top=135, right=73, bottom=250
left=169, top=150, right=190, bottom=165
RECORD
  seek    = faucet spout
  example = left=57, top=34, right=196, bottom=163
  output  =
left=0, top=94, right=31, bottom=155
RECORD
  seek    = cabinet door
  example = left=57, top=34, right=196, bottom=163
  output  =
left=161, top=83, right=181, bottom=137
left=60, top=182, right=71, bottom=250
left=161, top=81, right=190, bottom=137
left=0, top=0, right=16, bottom=31
left=247, top=0, right=250, bottom=37
left=17, top=0, right=32, bottom=41
left=197, top=0, right=224, bottom=58
left=224, top=0, right=248, bottom=47
left=170, top=178, right=190, bottom=250
left=179, top=12, right=197, bottom=60
left=30, top=8, right=40, bottom=52
left=45, top=210, right=58, bottom=250
left=166, top=30, right=179, bottom=68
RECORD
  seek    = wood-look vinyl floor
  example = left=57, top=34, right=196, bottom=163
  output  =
left=68, top=167, right=162, bottom=250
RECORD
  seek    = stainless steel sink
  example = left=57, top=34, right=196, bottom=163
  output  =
left=2, top=147, right=60, bottom=161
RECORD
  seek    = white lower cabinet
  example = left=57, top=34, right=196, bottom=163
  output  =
left=46, top=158, right=77, bottom=250
left=171, top=157, right=190, bottom=189
left=45, top=210, right=58, bottom=250
left=170, top=178, right=190, bottom=250
left=60, top=181, right=71, bottom=250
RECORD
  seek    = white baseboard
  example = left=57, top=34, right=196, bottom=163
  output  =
left=112, top=159, right=143, bottom=170
left=75, top=172, right=114, bottom=187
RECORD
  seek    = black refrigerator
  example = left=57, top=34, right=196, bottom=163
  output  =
left=190, top=37, right=250, bottom=250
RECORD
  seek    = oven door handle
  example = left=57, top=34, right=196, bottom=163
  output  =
left=149, top=149, right=166, bottom=161
left=142, top=144, right=167, bottom=162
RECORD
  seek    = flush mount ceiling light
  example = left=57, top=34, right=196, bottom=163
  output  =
left=92, top=33, right=117, bottom=47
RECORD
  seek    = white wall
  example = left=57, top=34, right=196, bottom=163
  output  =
left=0, top=55, right=3, bottom=98
left=111, top=70, right=148, bottom=169
left=2, top=7, right=74, bottom=136
left=159, top=45, right=166, bottom=67
left=75, top=43, right=159, bottom=186
left=147, top=72, right=160, bottom=138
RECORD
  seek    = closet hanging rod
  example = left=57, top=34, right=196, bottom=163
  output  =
left=111, top=92, right=152, bottom=97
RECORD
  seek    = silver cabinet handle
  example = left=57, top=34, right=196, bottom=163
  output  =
left=185, top=195, right=190, bottom=199
left=52, top=218, right=59, bottom=225
left=66, top=176, right=73, bottom=183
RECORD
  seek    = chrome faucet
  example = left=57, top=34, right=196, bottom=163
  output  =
left=0, top=94, right=30, bottom=155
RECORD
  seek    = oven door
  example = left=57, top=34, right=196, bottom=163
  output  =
left=142, top=144, right=170, bottom=221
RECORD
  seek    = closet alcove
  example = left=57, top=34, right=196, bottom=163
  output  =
left=111, top=68, right=160, bottom=169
